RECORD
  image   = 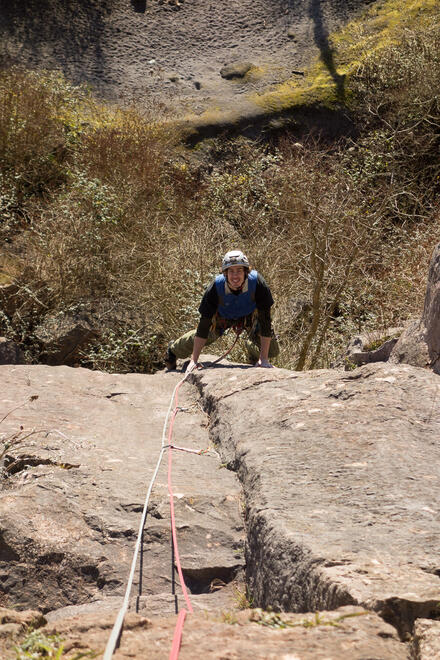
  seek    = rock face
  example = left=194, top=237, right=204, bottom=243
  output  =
left=1, top=358, right=439, bottom=656
left=0, top=0, right=369, bottom=116
left=0, top=605, right=406, bottom=659
left=0, top=365, right=244, bottom=617
left=413, top=618, right=440, bottom=660
left=39, top=606, right=408, bottom=659
left=390, top=242, right=440, bottom=373
left=191, top=359, right=440, bottom=639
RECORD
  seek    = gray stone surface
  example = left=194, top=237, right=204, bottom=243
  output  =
left=0, top=365, right=244, bottom=616
left=38, top=605, right=406, bottom=659
left=2, top=359, right=438, bottom=657
left=191, top=358, right=440, bottom=638
left=413, top=618, right=440, bottom=659
left=390, top=242, right=440, bottom=373
left=220, top=61, right=253, bottom=80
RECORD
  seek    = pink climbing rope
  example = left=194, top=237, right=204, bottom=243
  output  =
left=167, top=401, right=194, bottom=614
left=167, top=377, right=194, bottom=659
left=169, top=609, right=187, bottom=660
left=105, top=332, right=241, bottom=660
left=210, top=324, right=243, bottom=365
left=167, top=329, right=244, bottom=658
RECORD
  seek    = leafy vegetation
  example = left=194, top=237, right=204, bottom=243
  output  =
left=1, top=1, right=439, bottom=372
left=14, top=630, right=65, bottom=660
left=13, top=628, right=96, bottom=659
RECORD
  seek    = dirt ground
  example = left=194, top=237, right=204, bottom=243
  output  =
left=1, top=0, right=371, bottom=114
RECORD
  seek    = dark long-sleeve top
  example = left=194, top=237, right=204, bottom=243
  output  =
left=195, top=272, right=274, bottom=339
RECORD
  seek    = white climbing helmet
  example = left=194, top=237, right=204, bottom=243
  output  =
left=221, top=250, right=250, bottom=271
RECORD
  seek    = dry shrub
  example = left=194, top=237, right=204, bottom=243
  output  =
left=21, top=106, right=244, bottom=370
left=271, top=144, right=382, bottom=369
left=0, top=68, right=88, bottom=235
left=3, top=17, right=440, bottom=374
left=349, top=20, right=440, bottom=222
left=189, top=119, right=440, bottom=370
left=198, top=139, right=387, bottom=370
left=23, top=126, right=440, bottom=372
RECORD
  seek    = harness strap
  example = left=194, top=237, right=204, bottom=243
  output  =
left=212, top=310, right=257, bottom=336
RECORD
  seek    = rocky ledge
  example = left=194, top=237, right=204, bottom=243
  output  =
left=1, top=358, right=439, bottom=657
left=0, top=366, right=244, bottom=629
left=190, top=358, right=440, bottom=642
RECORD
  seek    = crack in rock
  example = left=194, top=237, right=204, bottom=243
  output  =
left=191, top=362, right=440, bottom=643
left=219, top=375, right=299, bottom=401
left=182, top=564, right=242, bottom=595
left=3, top=454, right=80, bottom=476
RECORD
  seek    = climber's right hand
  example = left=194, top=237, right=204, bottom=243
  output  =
left=186, top=359, right=202, bottom=374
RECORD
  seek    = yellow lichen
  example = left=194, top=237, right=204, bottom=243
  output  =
left=251, top=0, right=438, bottom=113
left=243, top=65, right=267, bottom=83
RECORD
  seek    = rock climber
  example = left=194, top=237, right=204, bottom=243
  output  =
left=164, top=250, right=279, bottom=372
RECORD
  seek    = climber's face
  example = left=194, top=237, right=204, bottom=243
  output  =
left=226, top=266, right=246, bottom=290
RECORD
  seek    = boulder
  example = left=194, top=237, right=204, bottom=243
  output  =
left=0, top=283, right=20, bottom=318
left=0, top=607, right=46, bottom=658
left=388, top=319, right=429, bottom=369
left=220, top=61, right=253, bottom=80
left=390, top=242, right=440, bottom=373
left=340, top=327, right=403, bottom=369
left=34, top=311, right=100, bottom=365
left=0, top=337, right=25, bottom=365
